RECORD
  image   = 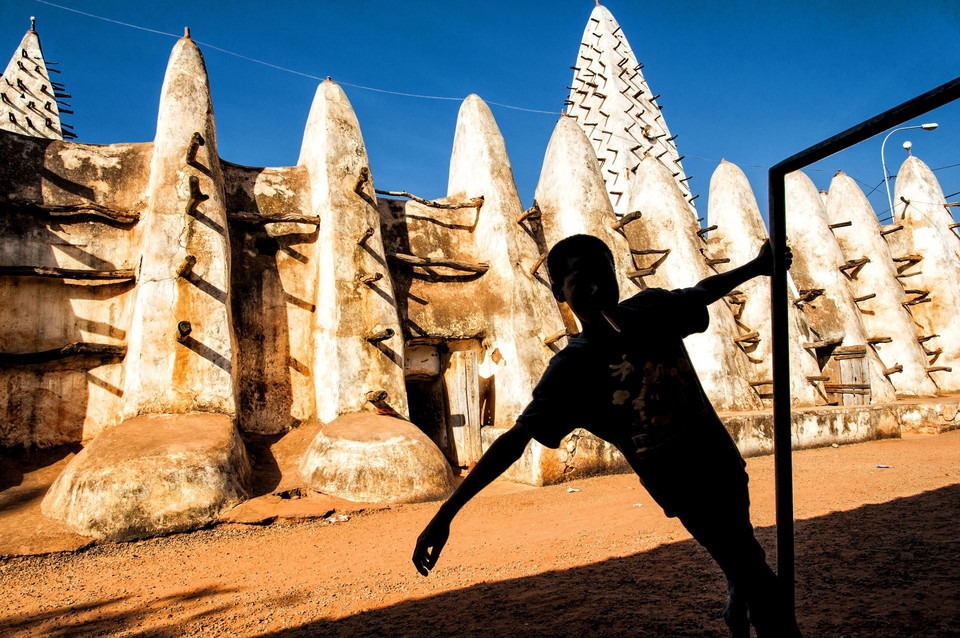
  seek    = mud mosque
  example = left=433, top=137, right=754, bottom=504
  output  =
left=1, top=6, right=957, bottom=542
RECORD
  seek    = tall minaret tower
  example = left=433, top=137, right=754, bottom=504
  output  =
left=566, top=3, right=693, bottom=217
left=0, top=17, right=71, bottom=140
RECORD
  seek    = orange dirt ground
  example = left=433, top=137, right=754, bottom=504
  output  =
left=0, top=430, right=957, bottom=637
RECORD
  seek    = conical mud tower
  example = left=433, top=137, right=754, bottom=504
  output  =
left=122, top=32, right=237, bottom=417
left=624, top=155, right=763, bottom=412
left=297, top=80, right=454, bottom=503
left=786, top=171, right=896, bottom=406
left=0, top=18, right=68, bottom=140
left=298, top=80, right=407, bottom=422
left=534, top=114, right=637, bottom=302
left=825, top=171, right=938, bottom=398
left=446, top=95, right=564, bottom=429
left=886, top=156, right=960, bottom=391
left=566, top=3, right=693, bottom=217
left=42, top=32, right=250, bottom=541
left=707, top=160, right=823, bottom=407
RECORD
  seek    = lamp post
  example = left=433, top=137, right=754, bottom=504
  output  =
left=882, top=123, right=938, bottom=218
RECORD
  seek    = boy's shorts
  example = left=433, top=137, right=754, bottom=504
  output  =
left=631, top=421, right=749, bottom=520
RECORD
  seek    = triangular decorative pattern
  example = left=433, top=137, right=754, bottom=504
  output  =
left=0, top=19, right=67, bottom=140
left=566, top=5, right=693, bottom=217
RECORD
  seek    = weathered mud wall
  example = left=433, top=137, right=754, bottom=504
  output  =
left=0, top=134, right=149, bottom=446
left=224, top=163, right=315, bottom=434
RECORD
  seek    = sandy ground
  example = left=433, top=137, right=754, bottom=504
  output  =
left=0, top=430, right=957, bottom=637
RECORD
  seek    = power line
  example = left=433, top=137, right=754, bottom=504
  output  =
left=26, top=0, right=960, bottom=202
left=32, top=0, right=558, bottom=115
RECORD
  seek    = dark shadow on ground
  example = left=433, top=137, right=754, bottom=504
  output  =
left=0, top=486, right=956, bottom=637
left=0, top=586, right=241, bottom=638
left=0, top=444, right=80, bottom=492
left=240, top=432, right=285, bottom=497
left=260, top=485, right=959, bottom=638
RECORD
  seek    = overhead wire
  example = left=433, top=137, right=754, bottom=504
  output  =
left=32, top=0, right=558, bottom=115
left=30, top=0, right=959, bottom=216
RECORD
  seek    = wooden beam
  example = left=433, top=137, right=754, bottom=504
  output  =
left=529, top=253, right=547, bottom=277
left=733, top=330, right=760, bottom=344
left=0, top=266, right=135, bottom=281
left=357, top=227, right=374, bottom=246
left=802, top=337, right=842, bottom=350
left=0, top=198, right=140, bottom=224
left=0, top=342, right=126, bottom=366
left=610, top=210, right=642, bottom=230
left=543, top=329, right=570, bottom=346
left=227, top=211, right=320, bottom=226
left=516, top=205, right=541, bottom=224
left=388, top=253, right=490, bottom=274
left=366, top=328, right=395, bottom=344
left=376, top=188, right=484, bottom=212
left=186, top=131, right=205, bottom=165
left=794, top=288, right=824, bottom=305
left=834, top=345, right=867, bottom=355
left=823, top=384, right=870, bottom=394
left=926, top=366, right=953, bottom=373
left=839, top=257, right=870, bottom=278
left=696, top=224, right=717, bottom=238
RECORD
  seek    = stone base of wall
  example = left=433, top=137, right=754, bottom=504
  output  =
left=482, top=396, right=960, bottom=487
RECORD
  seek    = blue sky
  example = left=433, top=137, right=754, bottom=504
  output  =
left=3, top=0, right=959, bottom=224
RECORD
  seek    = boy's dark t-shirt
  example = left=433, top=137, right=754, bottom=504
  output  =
left=516, top=287, right=747, bottom=516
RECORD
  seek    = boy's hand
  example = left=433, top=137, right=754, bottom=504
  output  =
left=754, top=240, right=792, bottom=276
left=413, top=514, right=450, bottom=576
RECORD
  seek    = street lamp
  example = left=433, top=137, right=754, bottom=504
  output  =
left=882, top=123, right=938, bottom=219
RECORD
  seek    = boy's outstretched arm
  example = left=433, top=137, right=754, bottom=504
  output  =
left=689, top=240, right=789, bottom=305
left=413, top=424, right=533, bottom=576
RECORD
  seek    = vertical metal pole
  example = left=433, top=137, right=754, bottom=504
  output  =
left=768, top=169, right=794, bottom=610
left=764, top=74, right=959, bottom=626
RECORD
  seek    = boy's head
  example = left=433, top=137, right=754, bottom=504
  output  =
left=547, top=234, right=619, bottom=320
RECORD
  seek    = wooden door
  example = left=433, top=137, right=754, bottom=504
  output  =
left=441, top=340, right=483, bottom=467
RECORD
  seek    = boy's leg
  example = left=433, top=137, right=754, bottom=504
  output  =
left=677, top=494, right=801, bottom=638
left=637, top=428, right=802, bottom=637
left=722, top=577, right=750, bottom=638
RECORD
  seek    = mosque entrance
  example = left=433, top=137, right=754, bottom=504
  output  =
left=815, top=343, right=870, bottom=406
left=404, top=339, right=489, bottom=469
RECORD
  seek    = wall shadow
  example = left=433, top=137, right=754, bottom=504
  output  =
left=229, top=229, right=294, bottom=436
left=259, top=485, right=959, bottom=637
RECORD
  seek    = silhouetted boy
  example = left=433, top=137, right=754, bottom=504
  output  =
left=413, top=234, right=801, bottom=637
